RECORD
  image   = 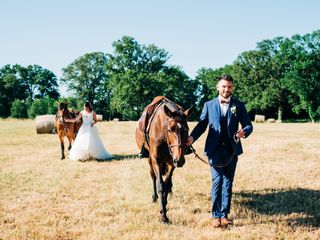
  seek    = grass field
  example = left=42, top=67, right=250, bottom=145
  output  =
left=0, top=119, right=319, bottom=240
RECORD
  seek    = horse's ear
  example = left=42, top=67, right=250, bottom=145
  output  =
left=164, top=105, right=173, bottom=117
left=184, top=106, right=194, bottom=119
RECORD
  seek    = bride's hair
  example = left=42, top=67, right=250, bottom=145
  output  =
left=84, top=101, right=93, bottom=111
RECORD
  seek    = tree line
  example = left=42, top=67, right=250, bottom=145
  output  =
left=1, top=30, right=320, bottom=122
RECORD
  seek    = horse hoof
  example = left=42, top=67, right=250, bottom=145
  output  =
left=61, top=157, right=65, bottom=160
left=161, top=217, right=170, bottom=224
left=152, top=196, right=158, bottom=203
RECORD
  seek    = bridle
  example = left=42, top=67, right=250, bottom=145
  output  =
left=164, top=121, right=186, bottom=158
left=57, top=107, right=73, bottom=133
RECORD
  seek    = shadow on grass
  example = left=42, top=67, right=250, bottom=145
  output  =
left=96, top=154, right=140, bottom=162
left=234, top=188, right=320, bottom=227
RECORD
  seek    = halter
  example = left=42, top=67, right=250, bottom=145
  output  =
left=57, top=108, right=73, bottom=133
left=164, top=121, right=184, bottom=158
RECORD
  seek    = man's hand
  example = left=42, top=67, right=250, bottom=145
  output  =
left=186, top=136, right=194, bottom=146
left=235, top=129, right=246, bottom=139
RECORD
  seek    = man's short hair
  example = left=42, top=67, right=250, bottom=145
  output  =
left=219, top=74, right=234, bottom=82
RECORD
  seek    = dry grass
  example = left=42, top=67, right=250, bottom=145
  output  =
left=0, top=119, right=319, bottom=240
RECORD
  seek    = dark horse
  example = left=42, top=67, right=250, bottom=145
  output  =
left=135, top=96, right=193, bottom=223
left=55, top=102, right=82, bottom=160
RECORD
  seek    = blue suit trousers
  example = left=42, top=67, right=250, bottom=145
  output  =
left=209, top=153, right=238, bottom=218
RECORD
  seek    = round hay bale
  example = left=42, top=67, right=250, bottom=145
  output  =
left=35, top=114, right=56, bottom=134
left=96, top=114, right=103, bottom=122
left=267, top=118, right=276, bottom=123
left=254, top=114, right=265, bottom=123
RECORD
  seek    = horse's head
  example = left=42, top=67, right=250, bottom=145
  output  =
left=57, top=102, right=69, bottom=122
left=163, top=104, right=193, bottom=168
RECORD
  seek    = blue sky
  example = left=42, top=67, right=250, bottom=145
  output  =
left=1, top=0, right=320, bottom=95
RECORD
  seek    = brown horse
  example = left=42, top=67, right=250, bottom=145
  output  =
left=55, top=102, right=82, bottom=160
left=135, top=96, right=193, bottom=223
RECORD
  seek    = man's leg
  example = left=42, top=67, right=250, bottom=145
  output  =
left=221, top=155, right=238, bottom=219
left=210, top=164, right=223, bottom=219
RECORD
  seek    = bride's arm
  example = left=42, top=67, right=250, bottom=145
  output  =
left=65, top=113, right=82, bottom=123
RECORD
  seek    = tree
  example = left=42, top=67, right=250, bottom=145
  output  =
left=285, top=31, right=320, bottom=122
left=61, top=52, right=111, bottom=118
left=108, top=36, right=198, bottom=120
left=0, top=64, right=28, bottom=117
left=232, top=37, right=295, bottom=121
left=232, top=30, right=320, bottom=122
left=160, top=65, right=199, bottom=115
left=107, top=36, right=168, bottom=120
left=28, top=97, right=57, bottom=118
left=0, top=64, right=59, bottom=118
left=16, top=65, right=59, bottom=100
left=10, top=99, right=29, bottom=118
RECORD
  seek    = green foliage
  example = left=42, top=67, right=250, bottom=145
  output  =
left=61, top=52, right=111, bottom=117
left=10, top=99, right=29, bottom=119
left=58, top=97, right=83, bottom=112
left=284, top=31, right=320, bottom=122
left=0, top=64, right=28, bottom=117
left=0, top=64, right=59, bottom=118
left=107, top=36, right=198, bottom=120
left=231, top=30, right=320, bottom=121
left=232, top=38, right=291, bottom=120
left=28, top=98, right=57, bottom=118
left=2, top=31, right=320, bottom=122
left=15, top=64, right=59, bottom=100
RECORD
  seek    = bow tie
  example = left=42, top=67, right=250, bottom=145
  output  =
left=220, top=100, right=229, bottom=104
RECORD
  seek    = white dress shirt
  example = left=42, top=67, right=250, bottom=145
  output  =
left=218, top=96, right=231, bottom=116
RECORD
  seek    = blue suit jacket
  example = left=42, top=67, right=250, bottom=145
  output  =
left=190, top=97, right=253, bottom=157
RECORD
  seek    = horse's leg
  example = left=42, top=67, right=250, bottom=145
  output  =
left=148, top=157, right=158, bottom=202
left=67, top=133, right=73, bottom=151
left=59, top=134, right=65, bottom=160
left=152, top=159, right=170, bottom=223
left=161, top=163, right=175, bottom=223
left=67, top=128, right=75, bottom=151
left=164, top=163, right=175, bottom=195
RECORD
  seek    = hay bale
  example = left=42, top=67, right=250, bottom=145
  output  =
left=267, top=118, right=276, bottom=123
left=255, top=114, right=265, bottom=123
left=96, top=114, right=103, bottom=122
left=113, top=118, right=119, bottom=121
left=35, top=114, right=56, bottom=134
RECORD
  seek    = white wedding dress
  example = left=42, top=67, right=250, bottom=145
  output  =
left=69, top=110, right=113, bottom=161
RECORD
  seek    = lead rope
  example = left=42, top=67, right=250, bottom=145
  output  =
left=189, top=145, right=208, bottom=165
left=189, top=145, right=234, bottom=168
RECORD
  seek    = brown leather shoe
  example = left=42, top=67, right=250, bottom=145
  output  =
left=221, top=217, right=233, bottom=226
left=212, top=218, right=221, bottom=228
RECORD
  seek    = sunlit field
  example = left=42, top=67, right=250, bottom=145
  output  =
left=0, top=119, right=319, bottom=240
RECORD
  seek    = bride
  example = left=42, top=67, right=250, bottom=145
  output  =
left=66, top=101, right=113, bottom=161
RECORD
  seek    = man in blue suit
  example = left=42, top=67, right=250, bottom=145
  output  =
left=187, top=74, right=253, bottom=227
